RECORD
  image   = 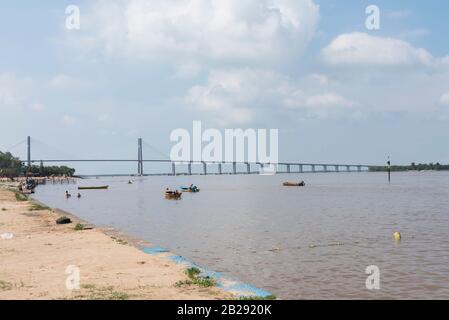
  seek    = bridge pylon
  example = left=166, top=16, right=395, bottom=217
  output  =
left=137, top=138, right=143, bottom=175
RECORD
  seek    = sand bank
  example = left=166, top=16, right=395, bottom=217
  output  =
left=0, top=187, right=232, bottom=300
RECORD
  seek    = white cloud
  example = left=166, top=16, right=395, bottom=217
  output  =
left=305, top=93, right=354, bottom=108
left=283, top=90, right=354, bottom=108
left=437, top=56, right=449, bottom=68
left=184, top=69, right=266, bottom=125
left=321, top=32, right=435, bottom=68
left=58, top=2, right=449, bottom=125
left=183, top=69, right=357, bottom=124
left=67, top=0, right=319, bottom=68
left=440, top=93, right=449, bottom=106
left=318, top=33, right=449, bottom=116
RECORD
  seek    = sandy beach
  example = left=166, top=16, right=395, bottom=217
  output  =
left=0, top=186, right=232, bottom=300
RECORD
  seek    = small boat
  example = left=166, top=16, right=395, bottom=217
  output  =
left=180, top=186, right=200, bottom=193
left=78, top=185, right=109, bottom=190
left=165, top=191, right=182, bottom=199
left=283, top=181, right=305, bottom=187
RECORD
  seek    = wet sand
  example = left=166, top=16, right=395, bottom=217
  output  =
left=0, top=187, right=231, bottom=300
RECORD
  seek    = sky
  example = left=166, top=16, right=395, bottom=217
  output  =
left=1, top=0, right=449, bottom=174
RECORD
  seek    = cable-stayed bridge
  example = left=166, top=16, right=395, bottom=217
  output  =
left=3, top=136, right=372, bottom=176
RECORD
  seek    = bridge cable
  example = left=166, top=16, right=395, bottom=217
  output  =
left=30, top=137, right=81, bottom=160
left=4, top=139, right=27, bottom=153
left=141, top=140, right=170, bottom=160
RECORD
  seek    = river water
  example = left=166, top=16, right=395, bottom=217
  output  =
left=33, top=171, right=449, bottom=299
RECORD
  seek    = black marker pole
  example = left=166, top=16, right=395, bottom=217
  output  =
left=387, top=157, right=391, bottom=184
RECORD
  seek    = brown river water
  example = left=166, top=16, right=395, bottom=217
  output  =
left=33, top=171, right=449, bottom=299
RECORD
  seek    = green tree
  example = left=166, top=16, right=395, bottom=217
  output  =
left=0, top=151, right=23, bottom=177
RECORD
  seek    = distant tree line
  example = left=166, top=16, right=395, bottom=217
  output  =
left=369, top=163, right=449, bottom=172
left=0, top=151, right=75, bottom=178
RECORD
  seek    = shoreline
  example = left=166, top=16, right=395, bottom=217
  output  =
left=0, top=186, right=233, bottom=300
left=0, top=185, right=273, bottom=300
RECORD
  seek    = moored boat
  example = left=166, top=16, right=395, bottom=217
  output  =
left=180, top=186, right=200, bottom=193
left=283, top=181, right=305, bottom=187
left=78, top=185, right=109, bottom=190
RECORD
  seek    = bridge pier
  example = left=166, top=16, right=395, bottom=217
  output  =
left=203, top=162, right=207, bottom=175
left=246, top=163, right=251, bottom=174
left=346, top=165, right=351, bottom=172
left=287, top=164, right=291, bottom=173
left=233, top=162, right=237, bottom=175
left=218, top=163, right=222, bottom=175
left=357, top=165, right=362, bottom=172
left=299, top=164, right=303, bottom=173
left=311, top=165, right=316, bottom=173
left=335, top=165, right=339, bottom=172
left=188, top=163, right=192, bottom=175
left=172, top=162, right=176, bottom=176
left=323, top=165, right=328, bottom=173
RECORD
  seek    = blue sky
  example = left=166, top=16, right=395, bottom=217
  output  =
left=1, top=1, right=449, bottom=174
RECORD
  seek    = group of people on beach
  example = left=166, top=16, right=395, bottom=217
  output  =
left=17, top=177, right=36, bottom=193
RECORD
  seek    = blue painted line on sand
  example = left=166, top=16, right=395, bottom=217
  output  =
left=140, top=246, right=272, bottom=298
left=141, top=246, right=170, bottom=255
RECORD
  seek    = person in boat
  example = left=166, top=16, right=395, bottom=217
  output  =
left=65, top=191, right=71, bottom=198
left=189, top=184, right=198, bottom=192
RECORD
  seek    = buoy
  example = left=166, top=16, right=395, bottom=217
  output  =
left=393, top=232, right=402, bottom=241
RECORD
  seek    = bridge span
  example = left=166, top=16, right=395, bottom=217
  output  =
left=18, top=136, right=372, bottom=175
